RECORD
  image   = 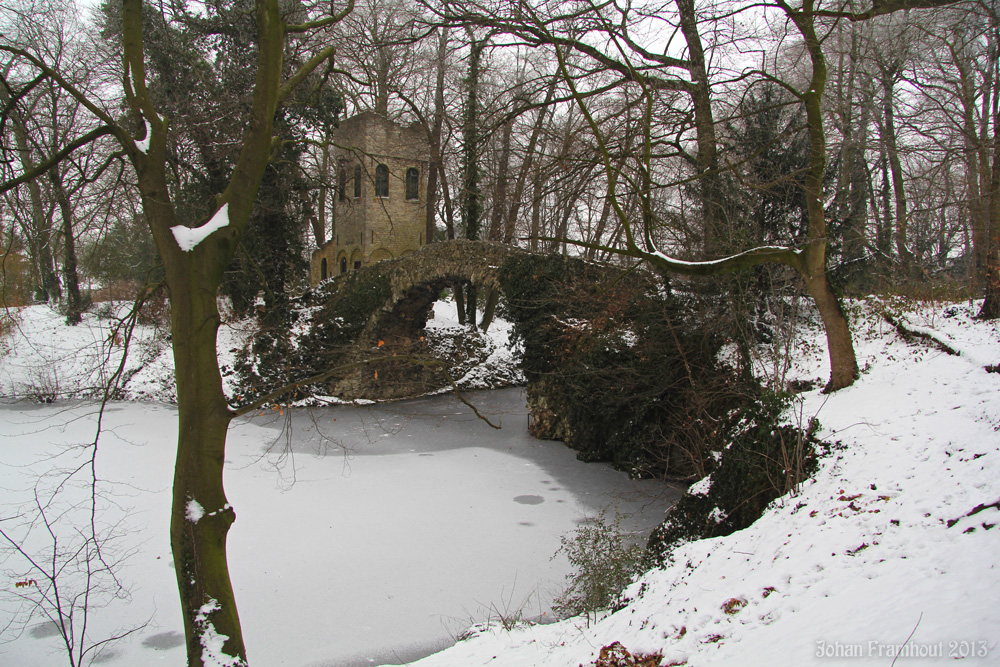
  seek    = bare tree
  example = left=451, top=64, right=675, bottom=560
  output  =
left=0, top=0, right=119, bottom=321
left=0, top=1, right=355, bottom=664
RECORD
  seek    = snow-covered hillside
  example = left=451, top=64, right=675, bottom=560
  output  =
left=0, top=298, right=520, bottom=403
left=407, top=299, right=1000, bottom=667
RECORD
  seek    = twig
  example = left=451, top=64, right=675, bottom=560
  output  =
left=890, top=612, right=923, bottom=667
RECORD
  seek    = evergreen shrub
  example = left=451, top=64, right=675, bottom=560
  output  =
left=553, top=510, right=646, bottom=622
left=232, top=268, right=392, bottom=406
left=497, top=253, right=728, bottom=478
left=646, top=388, right=822, bottom=562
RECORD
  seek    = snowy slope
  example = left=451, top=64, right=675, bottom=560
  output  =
left=405, top=300, right=1000, bottom=667
left=0, top=302, right=252, bottom=403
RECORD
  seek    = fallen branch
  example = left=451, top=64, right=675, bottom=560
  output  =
left=946, top=499, right=1000, bottom=528
left=230, top=353, right=502, bottom=429
left=882, top=314, right=960, bottom=356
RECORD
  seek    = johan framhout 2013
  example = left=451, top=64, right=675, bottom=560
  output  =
left=816, top=639, right=991, bottom=659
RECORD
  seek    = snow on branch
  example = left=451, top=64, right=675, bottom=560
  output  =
left=649, top=244, right=801, bottom=270
left=135, top=119, right=152, bottom=154
left=171, top=204, right=230, bottom=252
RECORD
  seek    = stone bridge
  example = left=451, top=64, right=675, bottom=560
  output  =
left=298, top=239, right=545, bottom=400
left=298, top=239, right=637, bottom=401
left=286, top=239, right=711, bottom=479
left=317, top=238, right=529, bottom=347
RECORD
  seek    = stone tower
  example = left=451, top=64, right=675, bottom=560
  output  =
left=310, top=112, right=430, bottom=285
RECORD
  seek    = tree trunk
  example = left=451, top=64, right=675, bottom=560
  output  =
left=953, top=39, right=988, bottom=287
left=50, top=168, right=83, bottom=324
left=978, top=20, right=1000, bottom=318
left=978, top=74, right=1000, bottom=318
left=845, top=87, right=872, bottom=268
left=120, top=0, right=343, bottom=662
left=34, top=219, right=60, bottom=302
left=977, top=24, right=997, bottom=292
left=1, top=85, right=60, bottom=302
left=675, top=0, right=722, bottom=252
left=880, top=69, right=916, bottom=275
left=528, top=126, right=550, bottom=253
left=488, top=117, right=512, bottom=243
left=790, top=1, right=859, bottom=391
left=480, top=287, right=498, bottom=332
left=312, top=144, right=329, bottom=246
left=425, top=28, right=448, bottom=246
left=167, top=261, right=245, bottom=664
left=877, top=149, right=894, bottom=262
left=832, top=34, right=869, bottom=274
left=503, top=77, right=555, bottom=243
left=461, top=32, right=484, bottom=326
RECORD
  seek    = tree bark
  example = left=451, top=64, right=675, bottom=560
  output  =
left=676, top=0, right=723, bottom=251
left=461, top=32, right=484, bottom=326
left=978, top=18, right=1000, bottom=318
left=312, top=144, right=329, bottom=246
left=791, top=0, right=859, bottom=391
left=425, top=28, right=448, bottom=246
left=120, top=0, right=346, bottom=662
left=49, top=168, right=82, bottom=324
left=978, top=71, right=1000, bottom=318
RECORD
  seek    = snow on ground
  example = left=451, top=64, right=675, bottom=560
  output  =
left=0, top=302, right=257, bottom=403
left=1, top=296, right=999, bottom=667
left=0, top=298, right=518, bottom=403
left=0, top=302, right=168, bottom=401
left=406, top=299, right=1000, bottom=667
left=425, top=298, right=524, bottom=389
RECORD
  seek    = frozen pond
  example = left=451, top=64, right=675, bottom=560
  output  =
left=236, top=388, right=677, bottom=666
left=0, top=388, right=678, bottom=667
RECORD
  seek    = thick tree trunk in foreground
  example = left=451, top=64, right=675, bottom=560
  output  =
left=118, top=0, right=348, bottom=662
left=167, top=264, right=244, bottom=663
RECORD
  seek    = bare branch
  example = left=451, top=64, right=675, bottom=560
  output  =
left=285, top=0, right=356, bottom=33
left=0, top=125, right=116, bottom=196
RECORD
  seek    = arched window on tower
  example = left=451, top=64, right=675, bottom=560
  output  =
left=405, top=167, right=419, bottom=200
left=354, top=165, right=362, bottom=198
left=338, top=167, right=347, bottom=201
left=375, top=164, right=389, bottom=198
left=320, top=258, right=328, bottom=280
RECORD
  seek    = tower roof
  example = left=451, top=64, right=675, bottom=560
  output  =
left=334, top=112, right=429, bottom=163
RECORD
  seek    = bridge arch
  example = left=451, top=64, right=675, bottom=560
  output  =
left=340, top=239, right=520, bottom=344
left=296, top=238, right=643, bottom=404
left=299, top=240, right=536, bottom=399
